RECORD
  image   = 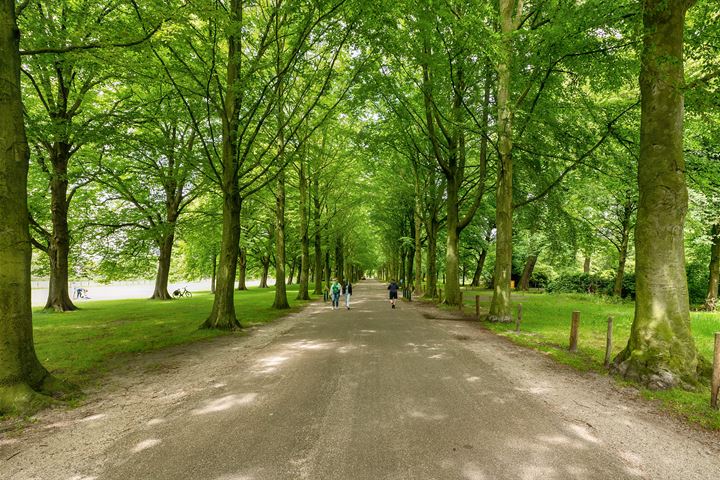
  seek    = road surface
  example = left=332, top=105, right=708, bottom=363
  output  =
left=2, top=280, right=719, bottom=479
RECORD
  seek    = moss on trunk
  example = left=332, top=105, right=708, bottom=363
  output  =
left=0, top=2, right=75, bottom=414
left=613, top=0, right=698, bottom=389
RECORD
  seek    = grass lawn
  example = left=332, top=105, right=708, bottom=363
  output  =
left=32, top=285, right=316, bottom=388
left=442, top=287, right=720, bottom=430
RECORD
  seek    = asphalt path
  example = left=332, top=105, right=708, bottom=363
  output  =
left=5, top=280, right=719, bottom=479
left=97, top=280, right=634, bottom=480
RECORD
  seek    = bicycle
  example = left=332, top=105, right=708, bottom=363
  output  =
left=173, top=286, right=192, bottom=298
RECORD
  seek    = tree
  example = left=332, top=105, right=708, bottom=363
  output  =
left=613, top=0, right=700, bottom=388
left=20, top=0, right=162, bottom=311
left=0, top=0, right=72, bottom=414
left=488, top=0, right=523, bottom=322
left=95, top=92, right=204, bottom=299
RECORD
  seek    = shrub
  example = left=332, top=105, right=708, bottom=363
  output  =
left=529, top=270, right=550, bottom=289
left=546, top=272, right=613, bottom=295
left=686, top=261, right=708, bottom=306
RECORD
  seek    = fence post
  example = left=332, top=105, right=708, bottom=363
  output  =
left=515, top=304, right=522, bottom=333
left=604, top=316, right=614, bottom=368
left=569, top=311, right=580, bottom=352
left=712, top=332, right=720, bottom=410
left=459, top=291, right=464, bottom=311
left=475, top=295, right=480, bottom=319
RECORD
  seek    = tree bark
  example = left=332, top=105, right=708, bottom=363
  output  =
left=202, top=0, right=243, bottom=329
left=445, top=173, right=461, bottom=304
left=518, top=254, right=537, bottom=291
left=613, top=0, right=698, bottom=388
left=211, top=253, right=217, bottom=294
left=471, top=249, right=488, bottom=287
left=43, top=147, right=77, bottom=312
left=583, top=255, right=591, bottom=274
left=334, top=237, right=344, bottom=283
left=237, top=248, right=247, bottom=290
left=312, top=178, right=323, bottom=295
left=413, top=174, right=424, bottom=296
left=287, top=256, right=296, bottom=285
left=704, top=224, right=720, bottom=311
left=260, top=256, right=270, bottom=288
left=613, top=229, right=630, bottom=297
left=489, top=0, right=517, bottom=323
left=273, top=170, right=290, bottom=309
left=0, top=2, right=71, bottom=413
left=150, top=232, right=175, bottom=300
left=424, top=221, right=439, bottom=299
left=324, top=249, right=331, bottom=287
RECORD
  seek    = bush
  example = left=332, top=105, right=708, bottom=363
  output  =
left=545, top=271, right=636, bottom=298
left=620, top=272, right=636, bottom=299
left=529, top=270, right=550, bottom=289
left=546, top=272, right=613, bottom=295
left=686, top=261, right=708, bottom=306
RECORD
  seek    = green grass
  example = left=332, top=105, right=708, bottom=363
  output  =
left=32, top=285, right=316, bottom=387
left=449, top=287, right=720, bottom=430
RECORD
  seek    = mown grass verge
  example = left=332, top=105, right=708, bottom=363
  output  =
left=31, top=285, right=315, bottom=388
left=445, top=288, right=720, bottom=430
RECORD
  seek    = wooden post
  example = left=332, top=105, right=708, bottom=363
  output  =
left=515, top=304, right=522, bottom=333
left=604, top=316, right=614, bottom=368
left=439, top=289, right=442, bottom=303
left=459, top=291, right=463, bottom=311
left=712, top=332, right=720, bottom=410
left=569, top=311, right=580, bottom=352
left=475, top=295, right=480, bottom=319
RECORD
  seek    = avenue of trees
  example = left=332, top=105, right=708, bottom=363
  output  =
left=1, top=0, right=719, bottom=412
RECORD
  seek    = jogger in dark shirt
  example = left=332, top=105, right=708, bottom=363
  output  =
left=387, top=280, right=399, bottom=308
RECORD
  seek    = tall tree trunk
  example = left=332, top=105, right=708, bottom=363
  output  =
left=324, top=249, right=331, bottom=287
left=583, top=255, right=591, bottom=273
left=404, top=246, right=410, bottom=285
left=613, top=229, right=630, bottom=297
left=150, top=232, right=175, bottom=300
left=488, top=0, right=518, bottom=323
left=413, top=180, right=423, bottom=296
left=211, top=253, right=217, bottom=294
left=613, top=250, right=628, bottom=298
left=334, top=237, right=344, bottom=283
left=312, top=180, right=323, bottom=295
left=273, top=170, right=290, bottom=309
left=704, top=224, right=720, bottom=311
left=445, top=175, right=461, bottom=305
left=0, top=2, right=69, bottom=413
left=471, top=249, right=488, bottom=287
left=287, top=256, right=296, bottom=285
left=44, top=149, right=77, bottom=312
left=613, top=199, right=634, bottom=297
left=425, top=222, right=439, bottom=298
left=519, top=254, right=537, bottom=291
left=202, top=0, right=243, bottom=330
left=237, top=247, right=247, bottom=290
left=613, top=0, right=698, bottom=388
left=260, top=256, right=270, bottom=288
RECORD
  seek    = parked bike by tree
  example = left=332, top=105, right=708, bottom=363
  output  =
left=173, top=286, right=192, bottom=298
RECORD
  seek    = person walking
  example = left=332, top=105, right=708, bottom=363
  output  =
left=387, top=279, right=399, bottom=308
left=343, top=281, right=353, bottom=310
left=331, top=278, right=341, bottom=310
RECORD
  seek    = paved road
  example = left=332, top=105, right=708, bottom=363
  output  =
left=5, top=280, right=718, bottom=479
left=97, top=281, right=635, bottom=480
